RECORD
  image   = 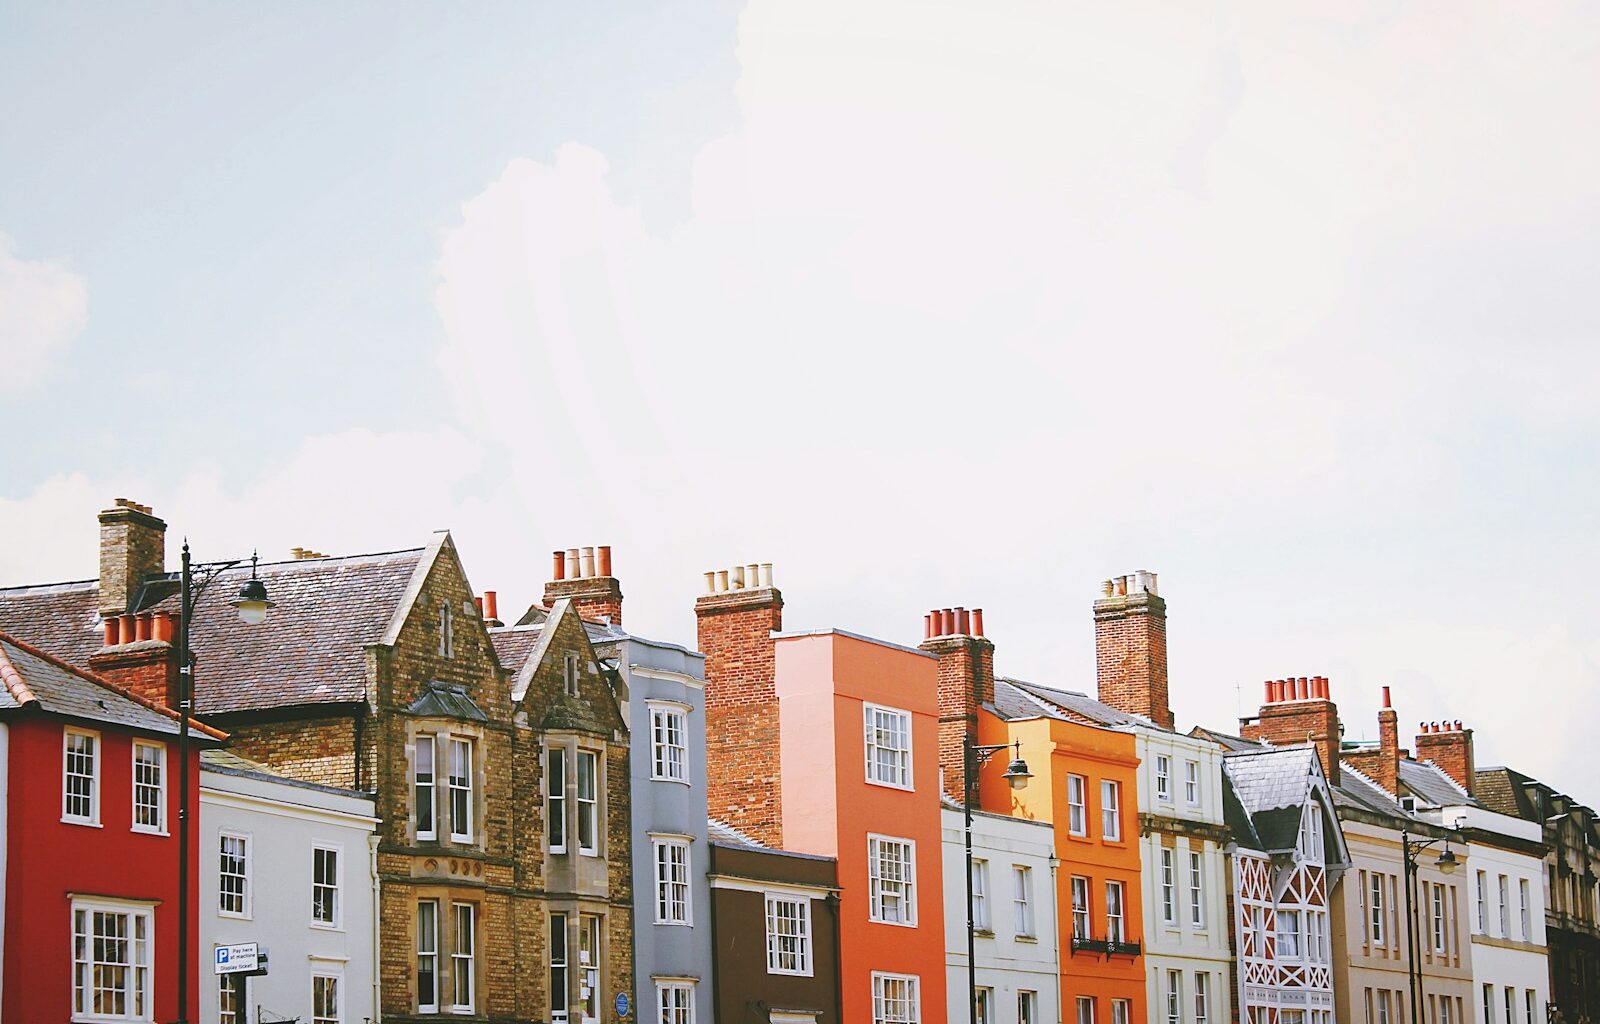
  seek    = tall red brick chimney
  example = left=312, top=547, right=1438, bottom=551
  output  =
left=1341, top=685, right=1400, bottom=795
left=1240, top=675, right=1341, bottom=786
left=543, top=546, right=623, bottom=625
left=919, top=607, right=996, bottom=804
left=696, top=562, right=783, bottom=846
left=1414, top=719, right=1475, bottom=796
left=98, top=499, right=166, bottom=618
left=1094, top=570, right=1173, bottom=729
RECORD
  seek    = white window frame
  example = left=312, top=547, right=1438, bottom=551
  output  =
left=1185, top=759, right=1200, bottom=805
left=1155, top=755, right=1171, bottom=800
left=1431, top=884, right=1447, bottom=953
left=312, top=970, right=343, bottom=1024
left=1498, top=874, right=1511, bottom=937
left=447, top=736, right=474, bottom=843
left=415, top=734, right=438, bottom=841
left=1189, top=850, right=1205, bottom=928
left=1076, top=997, right=1095, bottom=1024
left=1018, top=991, right=1037, bottom=1024
left=1105, top=880, right=1126, bottom=942
left=130, top=740, right=166, bottom=834
left=1071, top=876, right=1091, bottom=938
left=451, top=901, right=476, bottom=1013
left=1194, top=972, right=1209, bottom=1024
left=71, top=897, right=154, bottom=1022
left=218, top=831, right=252, bottom=918
left=1067, top=774, right=1087, bottom=836
left=1477, top=870, right=1489, bottom=933
left=547, top=746, right=567, bottom=854
left=63, top=727, right=101, bottom=826
left=311, top=844, right=341, bottom=930
left=1278, top=909, right=1302, bottom=960
left=1371, top=872, right=1387, bottom=945
left=577, top=748, right=600, bottom=856
left=863, top=703, right=913, bottom=790
left=219, top=975, right=240, bottom=1024
left=975, top=988, right=993, bottom=1024
left=765, top=892, right=813, bottom=976
left=1299, top=804, right=1324, bottom=863
left=1101, top=780, right=1121, bottom=841
left=417, top=899, right=441, bottom=1014
left=871, top=972, right=921, bottom=1024
left=654, top=836, right=693, bottom=925
left=1519, top=878, right=1531, bottom=939
left=867, top=834, right=917, bottom=926
left=1112, top=1000, right=1131, bottom=1024
left=1013, top=865, right=1035, bottom=937
left=971, top=858, right=990, bottom=931
left=549, top=912, right=569, bottom=1023
left=656, top=980, right=695, bottom=1024
left=1166, top=970, right=1182, bottom=1024
left=1160, top=849, right=1176, bottom=924
left=649, top=702, right=690, bottom=783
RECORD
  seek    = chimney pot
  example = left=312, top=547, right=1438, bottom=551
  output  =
left=942, top=608, right=955, bottom=635
left=703, top=571, right=716, bottom=594
left=971, top=608, right=985, bottom=637
left=135, top=612, right=152, bottom=642
left=579, top=547, right=595, bottom=578
left=565, top=548, right=580, bottom=579
left=473, top=596, right=483, bottom=614
left=1102, top=579, right=1115, bottom=597
left=484, top=591, right=498, bottom=621
left=1382, top=685, right=1392, bottom=708
left=760, top=563, right=774, bottom=588
left=119, top=613, right=136, bottom=646
left=731, top=565, right=746, bottom=590
left=716, top=569, right=729, bottom=592
left=103, top=619, right=119, bottom=646
left=1264, top=680, right=1275, bottom=703
left=598, top=546, right=613, bottom=577
left=1115, top=576, right=1128, bottom=596
left=1454, top=719, right=1463, bottom=731
left=552, top=551, right=567, bottom=581
left=956, top=608, right=971, bottom=635
left=153, top=611, right=174, bottom=644
left=747, top=564, right=760, bottom=590
left=924, top=613, right=933, bottom=640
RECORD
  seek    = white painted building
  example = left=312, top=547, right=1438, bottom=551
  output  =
left=942, top=802, right=1060, bottom=1024
left=1135, top=727, right=1235, bottom=1024
left=200, top=750, right=379, bottom=1024
left=1431, top=802, right=1550, bottom=1024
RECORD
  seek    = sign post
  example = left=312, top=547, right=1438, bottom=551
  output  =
left=215, top=943, right=267, bottom=1023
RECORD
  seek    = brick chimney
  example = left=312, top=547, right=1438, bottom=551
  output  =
left=696, top=563, right=783, bottom=846
left=88, top=609, right=181, bottom=709
left=98, top=499, right=166, bottom=618
left=1240, top=675, right=1341, bottom=786
left=919, top=607, right=997, bottom=804
left=1414, top=719, right=1475, bottom=796
left=1341, top=685, right=1401, bottom=795
left=1093, top=570, right=1173, bottom=729
left=543, top=546, right=623, bottom=626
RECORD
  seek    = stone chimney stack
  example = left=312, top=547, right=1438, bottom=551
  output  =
left=696, top=562, right=783, bottom=846
left=543, top=546, right=623, bottom=626
left=919, top=607, right=997, bottom=804
left=1240, top=675, right=1342, bottom=786
left=98, top=499, right=166, bottom=618
left=1093, top=570, right=1173, bottom=729
left=1414, top=719, right=1475, bottom=796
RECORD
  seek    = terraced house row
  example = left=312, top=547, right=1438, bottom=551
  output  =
left=0, top=498, right=1596, bottom=1024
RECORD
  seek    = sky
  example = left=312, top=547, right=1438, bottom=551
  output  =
left=3, top=2, right=1599, bottom=794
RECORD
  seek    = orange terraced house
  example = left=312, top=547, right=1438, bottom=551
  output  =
left=984, top=711, right=1146, bottom=1024
left=698, top=566, right=948, bottom=1024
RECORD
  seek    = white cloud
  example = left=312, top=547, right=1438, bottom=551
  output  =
left=0, top=234, right=88, bottom=394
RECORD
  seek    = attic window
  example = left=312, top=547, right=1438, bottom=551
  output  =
left=564, top=654, right=579, bottom=695
left=1400, top=797, right=1417, bottom=812
left=439, top=600, right=454, bottom=659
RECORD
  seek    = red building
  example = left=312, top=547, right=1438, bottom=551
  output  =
left=0, top=628, right=224, bottom=1023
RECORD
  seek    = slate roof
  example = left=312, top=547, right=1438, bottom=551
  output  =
left=407, top=682, right=488, bottom=723
left=1221, top=770, right=1262, bottom=848
left=0, top=548, right=426, bottom=715
left=490, top=620, right=626, bottom=680
left=201, top=747, right=374, bottom=800
left=994, top=677, right=1156, bottom=729
left=1190, top=725, right=1267, bottom=753
left=0, top=629, right=225, bottom=740
left=708, top=816, right=765, bottom=848
left=1399, top=758, right=1477, bottom=809
left=1475, top=767, right=1536, bottom=819
left=1224, top=745, right=1319, bottom=813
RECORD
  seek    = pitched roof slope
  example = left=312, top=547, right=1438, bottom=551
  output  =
left=0, top=629, right=225, bottom=739
left=995, top=677, right=1156, bottom=729
left=1399, top=758, right=1478, bottom=809
left=1, top=549, right=426, bottom=714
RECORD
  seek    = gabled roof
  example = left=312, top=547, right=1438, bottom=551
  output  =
left=0, top=629, right=225, bottom=740
left=0, top=546, right=431, bottom=715
left=1223, top=743, right=1349, bottom=865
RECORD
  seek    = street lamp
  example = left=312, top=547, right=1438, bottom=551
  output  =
left=177, top=546, right=272, bottom=1024
left=964, top=736, right=1031, bottom=1024
left=1401, top=828, right=1459, bottom=1024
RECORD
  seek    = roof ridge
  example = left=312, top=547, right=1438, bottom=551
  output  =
left=0, top=640, right=37, bottom=705
left=1410, top=756, right=1474, bottom=800
left=0, top=628, right=227, bottom=741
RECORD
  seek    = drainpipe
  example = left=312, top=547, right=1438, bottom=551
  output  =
left=1049, top=855, right=1062, bottom=1024
left=829, top=892, right=843, bottom=1024
left=369, top=833, right=382, bottom=1021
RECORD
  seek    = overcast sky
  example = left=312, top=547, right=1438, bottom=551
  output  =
left=3, top=2, right=1598, bottom=795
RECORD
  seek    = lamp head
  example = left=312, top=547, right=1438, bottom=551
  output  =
left=1436, top=846, right=1459, bottom=875
left=1002, top=743, right=1032, bottom=791
left=231, top=553, right=273, bottom=626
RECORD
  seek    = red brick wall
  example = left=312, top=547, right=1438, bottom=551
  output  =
left=697, top=588, right=784, bottom=846
left=543, top=577, right=624, bottom=626
left=1251, top=697, right=1341, bottom=786
left=920, top=634, right=995, bottom=802
left=1093, top=590, right=1173, bottom=729
left=88, top=642, right=179, bottom=710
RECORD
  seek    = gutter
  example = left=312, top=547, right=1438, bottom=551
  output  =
left=370, top=833, right=382, bottom=1021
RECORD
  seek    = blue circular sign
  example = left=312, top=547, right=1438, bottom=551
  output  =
left=616, top=992, right=631, bottom=1018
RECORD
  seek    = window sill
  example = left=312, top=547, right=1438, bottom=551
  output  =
left=62, top=817, right=103, bottom=828
left=973, top=928, right=995, bottom=938
left=131, top=827, right=169, bottom=837
left=864, top=778, right=915, bottom=793
left=868, top=918, right=919, bottom=929
left=309, top=922, right=345, bottom=933
left=767, top=967, right=815, bottom=978
left=219, top=910, right=253, bottom=921
left=1016, top=935, right=1039, bottom=944
left=654, top=920, right=694, bottom=928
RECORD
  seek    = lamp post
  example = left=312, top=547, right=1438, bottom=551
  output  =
left=175, top=544, right=273, bottom=1024
left=964, top=736, right=1031, bottom=1024
left=1400, top=828, right=1458, bottom=1024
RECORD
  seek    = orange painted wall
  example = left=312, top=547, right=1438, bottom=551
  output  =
left=778, top=631, right=948, bottom=1024
left=984, top=711, right=1147, bottom=1024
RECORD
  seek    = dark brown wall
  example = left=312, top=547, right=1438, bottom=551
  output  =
left=711, top=843, right=840, bottom=1024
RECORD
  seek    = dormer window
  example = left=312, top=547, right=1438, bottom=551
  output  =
left=439, top=600, right=454, bottom=659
